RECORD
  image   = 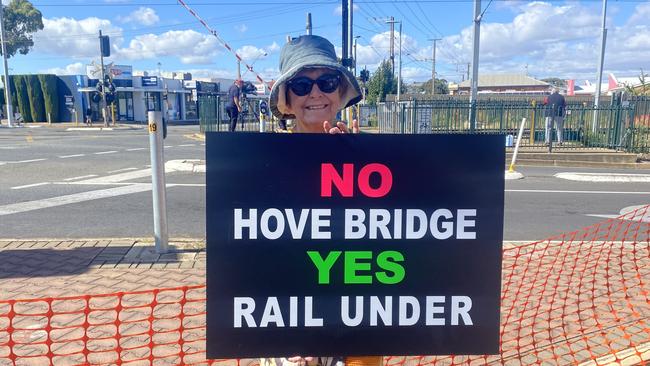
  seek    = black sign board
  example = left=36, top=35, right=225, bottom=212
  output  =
left=206, top=133, right=504, bottom=358
left=141, top=76, right=158, bottom=87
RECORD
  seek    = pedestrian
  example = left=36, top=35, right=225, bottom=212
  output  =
left=264, top=34, right=375, bottom=366
left=226, top=79, right=243, bottom=132
left=85, top=106, right=93, bottom=126
left=544, top=88, right=566, bottom=146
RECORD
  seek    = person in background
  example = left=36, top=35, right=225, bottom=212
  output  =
left=543, top=88, right=566, bottom=146
left=226, top=79, right=243, bottom=132
left=263, top=35, right=376, bottom=366
left=85, top=106, right=93, bottom=126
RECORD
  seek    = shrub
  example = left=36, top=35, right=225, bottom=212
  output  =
left=13, top=75, right=32, bottom=122
left=38, top=74, right=59, bottom=122
left=26, top=74, right=45, bottom=122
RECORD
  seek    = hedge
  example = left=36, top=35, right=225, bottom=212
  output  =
left=13, top=75, right=32, bottom=122
left=25, top=74, right=45, bottom=122
left=38, top=74, right=59, bottom=122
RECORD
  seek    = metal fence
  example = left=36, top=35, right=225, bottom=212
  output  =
left=364, top=99, right=649, bottom=153
left=199, top=95, right=282, bottom=133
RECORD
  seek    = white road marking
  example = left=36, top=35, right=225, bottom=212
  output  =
left=74, top=168, right=152, bottom=184
left=10, top=158, right=47, bottom=164
left=200, top=143, right=205, bottom=146
left=66, top=128, right=113, bottom=131
left=164, top=145, right=174, bottom=148
left=177, top=144, right=195, bottom=147
left=555, top=172, right=650, bottom=182
left=11, top=182, right=49, bottom=190
left=586, top=204, right=650, bottom=223
left=107, top=167, right=138, bottom=173
left=59, top=154, right=85, bottom=158
left=506, top=189, right=650, bottom=195
left=126, top=148, right=146, bottom=151
left=64, top=174, right=98, bottom=181
left=94, top=150, right=118, bottom=155
left=0, top=184, right=153, bottom=216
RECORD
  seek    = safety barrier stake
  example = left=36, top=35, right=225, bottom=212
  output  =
left=148, top=110, right=169, bottom=253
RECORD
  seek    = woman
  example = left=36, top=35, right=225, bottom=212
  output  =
left=264, top=35, right=381, bottom=366
left=269, top=34, right=362, bottom=134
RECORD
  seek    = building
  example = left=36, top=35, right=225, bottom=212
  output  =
left=455, top=74, right=550, bottom=95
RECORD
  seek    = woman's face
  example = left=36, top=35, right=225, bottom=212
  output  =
left=286, top=68, right=343, bottom=132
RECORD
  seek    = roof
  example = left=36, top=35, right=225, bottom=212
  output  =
left=459, top=74, right=549, bottom=88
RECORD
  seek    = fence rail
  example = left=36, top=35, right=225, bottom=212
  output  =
left=363, top=100, right=649, bottom=152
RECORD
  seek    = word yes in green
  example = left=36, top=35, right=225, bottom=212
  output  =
left=307, top=250, right=405, bottom=285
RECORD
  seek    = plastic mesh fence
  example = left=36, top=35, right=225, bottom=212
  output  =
left=1, top=206, right=648, bottom=365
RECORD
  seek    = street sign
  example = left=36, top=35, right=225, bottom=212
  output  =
left=141, top=76, right=158, bottom=87
left=65, top=95, right=74, bottom=107
left=206, top=133, right=505, bottom=358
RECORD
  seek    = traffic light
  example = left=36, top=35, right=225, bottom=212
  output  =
left=360, top=69, right=370, bottom=83
left=100, top=35, right=110, bottom=57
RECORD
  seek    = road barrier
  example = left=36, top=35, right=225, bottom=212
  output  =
left=1, top=206, right=648, bottom=365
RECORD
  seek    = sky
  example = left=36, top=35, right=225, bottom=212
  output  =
left=4, top=0, right=650, bottom=85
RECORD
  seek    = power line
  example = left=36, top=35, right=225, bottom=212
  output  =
left=31, top=0, right=646, bottom=6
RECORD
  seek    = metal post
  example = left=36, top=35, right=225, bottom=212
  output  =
left=593, top=0, right=608, bottom=133
left=99, top=30, right=108, bottom=127
left=341, top=0, right=348, bottom=64
left=306, top=13, right=312, bottom=35
left=397, top=21, right=402, bottom=102
left=0, top=4, right=14, bottom=127
left=430, top=38, right=441, bottom=95
left=469, top=0, right=481, bottom=132
left=148, top=111, right=169, bottom=253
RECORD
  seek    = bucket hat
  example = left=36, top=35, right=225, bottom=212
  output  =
left=269, top=35, right=362, bottom=120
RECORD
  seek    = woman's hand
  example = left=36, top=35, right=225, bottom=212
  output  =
left=323, top=119, right=360, bottom=134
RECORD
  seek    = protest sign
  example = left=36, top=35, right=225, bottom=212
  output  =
left=206, top=133, right=504, bottom=358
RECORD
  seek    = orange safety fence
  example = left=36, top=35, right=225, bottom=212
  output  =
left=1, top=205, right=649, bottom=366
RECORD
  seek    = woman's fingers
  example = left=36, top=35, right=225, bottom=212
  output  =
left=352, top=118, right=360, bottom=133
left=323, top=120, right=358, bottom=134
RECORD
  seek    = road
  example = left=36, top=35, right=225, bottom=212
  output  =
left=0, top=124, right=649, bottom=241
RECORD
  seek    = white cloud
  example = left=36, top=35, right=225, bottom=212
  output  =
left=334, top=4, right=359, bottom=16
left=236, top=45, right=267, bottom=61
left=434, top=1, right=650, bottom=79
left=33, top=17, right=123, bottom=58
left=267, top=41, right=281, bottom=53
left=114, top=30, right=221, bottom=64
left=235, top=24, right=248, bottom=33
left=39, top=62, right=85, bottom=75
left=118, top=7, right=160, bottom=26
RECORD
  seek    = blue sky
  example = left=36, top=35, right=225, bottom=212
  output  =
left=5, top=0, right=650, bottom=84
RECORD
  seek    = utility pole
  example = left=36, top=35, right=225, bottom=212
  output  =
left=467, top=63, right=470, bottom=82
left=429, top=38, right=441, bottom=95
left=389, top=16, right=395, bottom=74
left=237, top=59, right=241, bottom=80
left=469, top=0, right=481, bottom=132
left=593, top=0, right=607, bottom=133
left=0, top=3, right=14, bottom=127
left=306, top=13, right=312, bottom=35
left=99, top=30, right=108, bottom=127
left=348, top=0, right=353, bottom=68
left=386, top=19, right=402, bottom=101
left=342, top=0, right=348, bottom=65
left=353, top=36, right=361, bottom=77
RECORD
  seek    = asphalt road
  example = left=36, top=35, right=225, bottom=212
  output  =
left=0, top=124, right=649, bottom=241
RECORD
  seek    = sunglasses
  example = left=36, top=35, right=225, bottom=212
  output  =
left=287, top=74, right=341, bottom=96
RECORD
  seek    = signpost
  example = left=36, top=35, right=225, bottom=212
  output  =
left=206, top=134, right=504, bottom=358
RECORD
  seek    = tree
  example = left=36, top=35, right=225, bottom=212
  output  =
left=366, top=60, right=397, bottom=105
left=25, top=74, right=45, bottom=122
left=1, top=0, right=44, bottom=58
left=13, top=75, right=31, bottom=122
left=38, top=74, right=59, bottom=122
left=415, top=78, right=449, bottom=95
